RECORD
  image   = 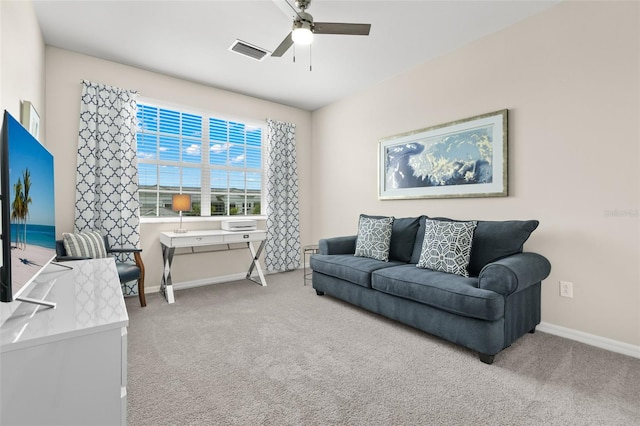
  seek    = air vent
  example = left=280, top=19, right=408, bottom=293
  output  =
left=229, top=40, right=270, bottom=61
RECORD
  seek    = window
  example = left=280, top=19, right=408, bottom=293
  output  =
left=136, top=102, right=263, bottom=217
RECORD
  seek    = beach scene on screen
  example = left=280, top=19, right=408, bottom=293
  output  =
left=8, top=126, right=56, bottom=295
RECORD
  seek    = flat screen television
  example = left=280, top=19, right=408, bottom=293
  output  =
left=0, top=110, right=56, bottom=305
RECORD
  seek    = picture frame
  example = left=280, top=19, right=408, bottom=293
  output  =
left=378, top=109, right=507, bottom=200
left=21, top=101, right=40, bottom=140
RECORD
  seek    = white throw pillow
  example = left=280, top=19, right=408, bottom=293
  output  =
left=354, top=215, right=394, bottom=262
left=417, top=219, right=477, bottom=277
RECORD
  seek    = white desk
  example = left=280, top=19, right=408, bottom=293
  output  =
left=159, top=229, right=267, bottom=303
left=0, top=258, right=129, bottom=426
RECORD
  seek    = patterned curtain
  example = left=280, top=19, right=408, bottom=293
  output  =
left=265, top=119, right=301, bottom=271
left=75, top=80, right=140, bottom=296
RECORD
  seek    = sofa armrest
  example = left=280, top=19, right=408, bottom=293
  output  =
left=478, top=252, right=551, bottom=296
left=318, top=235, right=357, bottom=255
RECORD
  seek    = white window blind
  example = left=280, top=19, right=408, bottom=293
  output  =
left=136, top=102, right=263, bottom=217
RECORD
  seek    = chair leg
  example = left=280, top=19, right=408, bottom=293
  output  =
left=138, top=278, right=147, bottom=307
left=134, top=252, right=147, bottom=307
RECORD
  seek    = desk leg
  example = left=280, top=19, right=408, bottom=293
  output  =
left=161, top=244, right=176, bottom=304
left=246, top=240, right=267, bottom=286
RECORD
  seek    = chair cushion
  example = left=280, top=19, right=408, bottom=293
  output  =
left=354, top=215, right=394, bottom=261
left=310, top=254, right=403, bottom=288
left=116, top=262, right=140, bottom=283
left=372, top=264, right=504, bottom=321
left=62, top=231, right=108, bottom=259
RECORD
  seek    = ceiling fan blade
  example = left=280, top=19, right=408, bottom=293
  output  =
left=272, top=0, right=299, bottom=20
left=314, top=22, right=371, bottom=36
left=271, top=32, right=294, bottom=57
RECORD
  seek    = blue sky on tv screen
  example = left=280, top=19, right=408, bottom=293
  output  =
left=7, top=115, right=55, bottom=226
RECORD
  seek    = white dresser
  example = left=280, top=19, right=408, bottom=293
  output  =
left=0, top=258, right=129, bottom=426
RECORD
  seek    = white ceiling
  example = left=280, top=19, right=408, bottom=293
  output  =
left=33, top=0, right=559, bottom=111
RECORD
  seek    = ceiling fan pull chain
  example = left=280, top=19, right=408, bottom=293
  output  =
left=310, top=45, right=312, bottom=72
left=293, top=44, right=296, bottom=63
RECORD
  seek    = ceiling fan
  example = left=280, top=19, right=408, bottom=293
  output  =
left=271, top=0, right=372, bottom=57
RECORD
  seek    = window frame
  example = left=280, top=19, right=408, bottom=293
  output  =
left=136, top=97, right=266, bottom=219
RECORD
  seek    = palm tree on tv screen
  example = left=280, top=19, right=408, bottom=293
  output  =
left=10, top=169, right=33, bottom=250
left=22, top=169, right=32, bottom=248
left=11, top=178, right=24, bottom=249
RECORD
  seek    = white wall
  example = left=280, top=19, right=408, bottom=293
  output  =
left=311, top=1, right=639, bottom=346
left=0, top=1, right=3, bottom=109
left=45, top=47, right=312, bottom=290
left=0, top=0, right=45, bottom=139
left=0, top=0, right=45, bottom=282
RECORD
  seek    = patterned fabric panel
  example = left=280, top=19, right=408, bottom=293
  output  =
left=63, top=231, right=108, bottom=259
left=75, top=81, right=140, bottom=296
left=354, top=215, right=394, bottom=262
left=417, top=219, right=478, bottom=277
left=265, top=119, right=301, bottom=272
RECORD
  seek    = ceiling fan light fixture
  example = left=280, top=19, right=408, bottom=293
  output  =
left=271, top=0, right=371, bottom=58
left=292, top=24, right=313, bottom=45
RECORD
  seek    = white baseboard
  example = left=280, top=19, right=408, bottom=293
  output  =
left=537, top=322, right=640, bottom=359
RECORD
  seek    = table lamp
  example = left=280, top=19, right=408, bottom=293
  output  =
left=172, top=194, right=192, bottom=233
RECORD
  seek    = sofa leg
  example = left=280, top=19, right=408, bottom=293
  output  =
left=315, top=290, right=325, bottom=296
left=529, top=326, right=536, bottom=334
left=479, top=353, right=495, bottom=364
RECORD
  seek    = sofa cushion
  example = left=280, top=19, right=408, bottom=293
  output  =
left=311, top=254, right=403, bottom=288
left=365, top=215, right=421, bottom=262
left=469, top=220, right=539, bottom=276
left=354, top=215, right=394, bottom=261
left=389, top=216, right=421, bottom=262
left=371, top=264, right=504, bottom=321
left=432, top=218, right=539, bottom=276
left=410, top=215, right=429, bottom=264
left=417, top=219, right=477, bottom=277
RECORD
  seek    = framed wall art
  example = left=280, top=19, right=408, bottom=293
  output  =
left=378, top=109, right=507, bottom=200
left=21, top=100, right=40, bottom=140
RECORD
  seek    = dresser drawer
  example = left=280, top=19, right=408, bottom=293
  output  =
left=223, top=231, right=266, bottom=243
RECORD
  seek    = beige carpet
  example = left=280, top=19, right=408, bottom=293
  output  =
left=125, top=269, right=640, bottom=425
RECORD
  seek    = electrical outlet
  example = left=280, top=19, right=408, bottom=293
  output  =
left=559, top=281, right=574, bottom=298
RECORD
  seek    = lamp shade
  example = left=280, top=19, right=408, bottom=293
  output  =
left=172, top=194, right=192, bottom=212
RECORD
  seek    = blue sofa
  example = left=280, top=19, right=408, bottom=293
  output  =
left=310, top=216, right=551, bottom=364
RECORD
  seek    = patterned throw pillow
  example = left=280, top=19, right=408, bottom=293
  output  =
left=417, top=219, right=477, bottom=277
left=354, top=215, right=394, bottom=261
left=62, top=231, right=108, bottom=259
